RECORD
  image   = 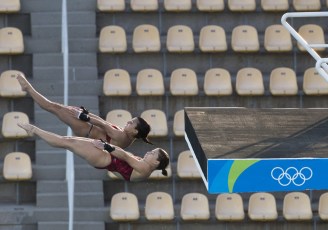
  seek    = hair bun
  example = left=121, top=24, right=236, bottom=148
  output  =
left=162, top=169, right=168, bottom=176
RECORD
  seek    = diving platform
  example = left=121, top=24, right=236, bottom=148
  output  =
left=184, top=107, right=328, bottom=194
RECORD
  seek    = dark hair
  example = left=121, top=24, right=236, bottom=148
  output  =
left=135, top=117, right=153, bottom=145
left=156, top=148, right=170, bottom=176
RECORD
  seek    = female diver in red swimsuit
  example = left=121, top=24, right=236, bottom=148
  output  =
left=16, top=73, right=152, bottom=148
left=18, top=123, right=169, bottom=181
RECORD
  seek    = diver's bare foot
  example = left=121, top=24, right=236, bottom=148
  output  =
left=17, top=123, right=35, bottom=136
left=16, top=73, right=31, bottom=91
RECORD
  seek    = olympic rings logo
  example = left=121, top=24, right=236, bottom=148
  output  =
left=271, top=167, right=313, bottom=186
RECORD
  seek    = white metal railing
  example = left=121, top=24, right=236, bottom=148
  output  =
left=61, top=0, right=74, bottom=229
left=281, top=12, right=328, bottom=82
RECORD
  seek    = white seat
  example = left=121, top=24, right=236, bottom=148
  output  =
left=180, top=193, right=210, bottom=220
left=3, top=152, right=32, bottom=181
left=132, top=24, right=161, bottom=53
left=97, top=0, right=125, bottom=11
left=264, top=24, right=292, bottom=52
left=164, top=0, right=192, bottom=11
left=319, top=192, right=328, bottom=220
left=2, top=111, right=29, bottom=138
left=0, top=70, right=27, bottom=97
left=293, top=0, right=321, bottom=11
left=99, top=26, right=127, bottom=53
left=170, top=68, right=198, bottom=95
left=215, top=193, right=245, bottom=221
left=199, top=25, right=227, bottom=52
left=248, top=192, right=278, bottom=221
left=261, top=0, right=289, bottom=11
left=173, top=110, right=184, bottom=137
left=196, top=0, right=224, bottom=11
left=204, top=68, right=232, bottom=96
left=231, top=25, right=259, bottom=52
left=177, top=150, right=201, bottom=179
left=136, top=69, right=165, bottom=96
left=103, top=69, right=131, bottom=96
left=297, top=24, right=325, bottom=52
left=236, top=67, right=264, bottom=96
left=283, top=192, right=313, bottom=220
left=0, top=0, right=20, bottom=13
left=0, top=27, right=24, bottom=54
left=130, top=0, right=158, bottom=11
left=110, top=192, right=140, bottom=221
left=269, top=67, right=298, bottom=96
left=228, top=0, right=256, bottom=11
left=106, top=109, right=132, bottom=128
left=166, top=25, right=194, bottom=52
left=145, top=192, right=174, bottom=220
left=303, top=67, right=328, bottom=95
left=140, top=109, right=168, bottom=137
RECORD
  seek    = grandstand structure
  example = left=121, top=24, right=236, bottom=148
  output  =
left=1, top=0, right=328, bottom=229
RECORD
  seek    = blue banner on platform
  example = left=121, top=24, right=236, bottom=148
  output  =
left=208, top=158, right=328, bottom=194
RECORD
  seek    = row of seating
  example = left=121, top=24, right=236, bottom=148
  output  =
left=99, top=24, right=325, bottom=53
left=102, top=67, right=328, bottom=97
left=110, top=191, right=328, bottom=221
left=97, top=0, right=325, bottom=12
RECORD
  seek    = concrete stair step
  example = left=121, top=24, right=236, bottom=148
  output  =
left=74, top=192, right=104, bottom=207
left=75, top=180, right=103, bottom=193
left=37, top=180, right=67, bottom=193
left=31, top=12, right=61, bottom=25
left=74, top=207, right=108, bottom=222
left=36, top=150, right=66, bottom=165
left=33, top=53, right=63, bottom=67
left=34, top=165, right=66, bottom=180
left=74, top=164, right=107, bottom=180
left=37, top=192, right=68, bottom=208
left=24, top=37, right=61, bottom=53
left=68, top=11, right=96, bottom=25
left=21, top=0, right=61, bottom=13
left=34, top=207, right=68, bottom=221
left=33, top=66, right=98, bottom=81
left=69, top=38, right=98, bottom=52
left=38, top=221, right=105, bottom=230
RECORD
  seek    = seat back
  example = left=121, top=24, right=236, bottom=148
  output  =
left=297, top=24, right=325, bottom=52
left=140, top=109, right=168, bottom=137
left=199, top=25, right=227, bottom=52
left=215, top=193, right=245, bottom=221
left=130, top=0, right=158, bottom=11
left=231, top=25, right=259, bottom=52
left=283, top=192, right=313, bottom=220
left=180, top=193, right=210, bottom=220
left=236, top=67, right=264, bottom=95
left=0, top=0, right=20, bottom=13
left=106, top=109, right=132, bottom=128
left=293, top=0, right=321, bottom=11
left=110, top=192, right=140, bottom=221
left=177, top=150, right=201, bottom=179
left=303, top=67, right=328, bottom=95
left=319, top=192, right=328, bottom=220
left=248, top=192, right=278, bottom=221
left=136, top=68, right=164, bottom=95
left=261, top=0, right=289, bottom=11
left=173, top=109, right=184, bottom=137
left=0, top=70, right=27, bottom=97
left=99, top=26, right=127, bottom=53
left=97, top=0, right=125, bottom=11
left=3, top=152, right=32, bottom=180
left=103, top=69, right=131, bottom=96
left=2, top=111, right=29, bottom=138
left=269, top=67, right=298, bottom=95
left=167, top=25, right=194, bottom=52
left=0, top=27, right=24, bottom=54
left=170, top=68, right=198, bottom=95
left=133, top=24, right=160, bottom=52
left=264, top=24, right=292, bottom=52
left=204, top=68, right=232, bottom=95
left=228, top=0, right=256, bottom=11
left=145, top=192, right=174, bottom=220
left=196, top=0, right=224, bottom=11
left=164, top=0, right=192, bottom=11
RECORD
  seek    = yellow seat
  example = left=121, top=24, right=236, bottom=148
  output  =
left=177, top=150, right=201, bottom=179
left=97, top=0, right=125, bottom=11
left=0, top=0, right=20, bottom=13
left=261, top=0, right=289, bottom=11
left=2, top=111, right=29, bottom=138
left=248, top=192, right=278, bottom=221
left=199, top=25, right=227, bottom=52
left=145, top=192, right=174, bottom=220
left=215, top=193, right=245, bottom=221
left=99, top=26, right=127, bottom=53
left=132, top=24, right=161, bottom=53
left=269, top=67, right=298, bottom=96
left=204, top=68, right=232, bottom=96
left=173, top=109, right=184, bottom=137
left=180, top=193, right=210, bottom=220
left=110, top=192, right=140, bottom=221
left=170, top=68, right=198, bottom=95
left=236, top=67, right=264, bottom=96
left=149, top=163, right=172, bottom=179
left=283, top=192, right=313, bottom=220
left=228, top=0, right=256, bottom=11
left=106, top=109, right=132, bottom=128
left=319, top=192, right=328, bottom=220
left=103, top=69, right=131, bottom=96
left=164, top=0, right=192, bottom=11
left=166, top=25, right=194, bottom=52
left=140, top=109, right=168, bottom=137
left=130, top=0, right=158, bottom=11
left=136, top=68, right=164, bottom=96
left=297, top=24, right=325, bottom=52
left=231, top=25, right=259, bottom=52
left=264, top=24, right=292, bottom=52
left=196, top=0, right=224, bottom=11
left=3, top=152, right=32, bottom=181
left=0, top=70, right=27, bottom=97
left=293, top=0, right=321, bottom=11
left=0, top=27, right=24, bottom=54
left=303, top=67, right=328, bottom=95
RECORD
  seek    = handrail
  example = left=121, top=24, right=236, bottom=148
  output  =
left=281, top=12, right=328, bottom=81
left=61, top=0, right=74, bottom=229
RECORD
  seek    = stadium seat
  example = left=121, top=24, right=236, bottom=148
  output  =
left=173, top=109, right=184, bottom=137
left=269, top=67, right=298, bottom=96
left=293, top=0, right=321, bottom=11
left=170, top=68, right=198, bottom=95
left=110, top=192, right=140, bottom=221
left=319, top=192, right=328, bottom=220
left=204, top=68, right=232, bottom=96
left=264, top=24, right=292, bottom=52
left=215, top=193, right=245, bottom=221
left=303, top=67, right=328, bottom=95
left=2, top=111, right=29, bottom=138
left=177, top=150, right=201, bottom=179
left=103, top=69, right=131, bottom=96
left=145, top=192, right=174, bottom=220
left=248, top=192, right=278, bottom=221
left=0, top=0, right=20, bottom=13
left=130, top=0, right=158, bottom=11
left=3, top=152, right=32, bottom=181
left=297, top=24, right=325, bottom=52
left=136, top=68, right=165, bottom=96
left=228, top=0, right=256, bottom=11
left=132, top=24, right=161, bottom=53
left=97, top=0, right=125, bottom=11
left=199, top=25, right=227, bottom=52
left=99, top=26, right=127, bottom=53
left=164, top=0, right=192, bottom=11
left=166, top=25, right=194, bottom=52
left=261, top=0, right=289, bottom=11
left=283, top=192, right=313, bottom=220
left=106, top=109, right=132, bottom=128
left=0, top=27, right=24, bottom=54
left=231, top=25, right=259, bottom=52
left=196, top=0, right=224, bottom=11
left=0, top=70, right=27, bottom=97
left=149, top=163, right=172, bottom=179
left=180, top=193, right=210, bottom=220
left=140, top=109, right=168, bottom=137
left=236, top=67, right=264, bottom=96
